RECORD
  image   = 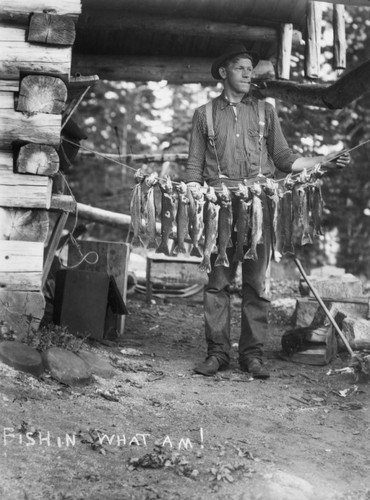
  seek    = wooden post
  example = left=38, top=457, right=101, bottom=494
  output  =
left=277, top=23, right=293, bottom=80
left=305, top=1, right=322, bottom=79
left=333, top=4, right=346, bottom=71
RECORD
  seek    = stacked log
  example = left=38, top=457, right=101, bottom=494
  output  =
left=0, top=0, right=81, bottom=335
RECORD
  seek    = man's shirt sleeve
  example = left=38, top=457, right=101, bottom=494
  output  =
left=185, top=108, right=207, bottom=184
left=266, top=103, right=300, bottom=173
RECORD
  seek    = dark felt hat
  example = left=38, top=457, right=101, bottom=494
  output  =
left=211, top=42, right=260, bottom=80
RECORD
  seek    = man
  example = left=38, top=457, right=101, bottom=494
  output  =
left=185, top=42, right=349, bottom=379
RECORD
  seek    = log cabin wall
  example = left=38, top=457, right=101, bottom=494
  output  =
left=0, top=0, right=81, bottom=335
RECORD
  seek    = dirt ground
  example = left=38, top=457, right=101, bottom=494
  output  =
left=1, top=281, right=370, bottom=500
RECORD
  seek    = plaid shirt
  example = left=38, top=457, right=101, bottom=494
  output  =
left=185, top=92, right=300, bottom=186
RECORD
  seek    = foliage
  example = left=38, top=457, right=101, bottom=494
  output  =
left=69, top=5, right=370, bottom=275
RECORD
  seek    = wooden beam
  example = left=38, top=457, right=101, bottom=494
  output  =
left=17, top=75, right=67, bottom=115
left=42, top=211, right=69, bottom=289
left=0, top=25, right=71, bottom=80
left=72, top=55, right=275, bottom=83
left=305, top=1, right=322, bottom=79
left=257, top=58, right=370, bottom=108
left=16, top=144, right=59, bottom=176
left=78, top=11, right=302, bottom=47
left=28, top=13, right=76, bottom=46
left=0, top=172, right=52, bottom=209
left=333, top=4, right=346, bottom=71
left=277, top=23, right=293, bottom=80
left=0, top=108, right=61, bottom=150
left=0, top=1, right=81, bottom=24
left=0, top=240, right=44, bottom=291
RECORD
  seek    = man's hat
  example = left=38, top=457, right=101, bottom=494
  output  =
left=211, top=42, right=260, bottom=80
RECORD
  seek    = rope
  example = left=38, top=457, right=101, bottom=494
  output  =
left=57, top=171, right=99, bottom=268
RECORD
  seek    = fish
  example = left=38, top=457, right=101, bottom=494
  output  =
left=199, top=186, right=220, bottom=273
left=233, top=182, right=252, bottom=262
left=144, top=172, right=159, bottom=249
left=130, top=169, right=146, bottom=247
left=187, top=184, right=205, bottom=258
left=156, top=176, right=176, bottom=256
left=172, top=181, right=189, bottom=255
left=264, top=178, right=280, bottom=247
left=279, top=188, right=295, bottom=255
left=215, top=183, right=233, bottom=267
left=245, top=183, right=264, bottom=261
left=298, top=185, right=313, bottom=246
left=311, top=180, right=324, bottom=237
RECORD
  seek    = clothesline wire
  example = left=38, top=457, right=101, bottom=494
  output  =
left=62, top=137, right=370, bottom=189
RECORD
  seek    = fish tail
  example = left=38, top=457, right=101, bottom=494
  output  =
left=190, top=245, right=203, bottom=258
left=301, top=233, right=313, bottom=246
left=131, top=235, right=144, bottom=248
left=214, top=253, right=230, bottom=267
left=172, top=242, right=187, bottom=255
left=155, top=240, right=170, bottom=255
left=199, top=256, right=211, bottom=274
left=282, top=243, right=295, bottom=255
left=244, top=247, right=257, bottom=261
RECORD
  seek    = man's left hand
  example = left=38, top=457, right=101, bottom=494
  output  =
left=323, top=151, right=350, bottom=169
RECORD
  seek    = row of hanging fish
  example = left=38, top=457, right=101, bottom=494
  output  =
left=130, top=166, right=325, bottom=272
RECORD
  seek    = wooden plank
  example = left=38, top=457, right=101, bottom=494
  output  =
left=79, top=11, right=302, bottom=47
left=28, top=13, right=76, bottom=46
left=0, top=25, right=71, bottom=80
left=0, top=172, right=52, bottom=208
left=0, top=1, right=81, bottom=23
left=71, top=55, right=275, bottom=84
left=0, top=91, right=14, bottom=109
left=17, top=75, right=67, bottom=115
left=16, top=143, right=59, bottom=176
left=0, top=290, right=45, bottom=334
left=333, top=4, right=346, bottom=70
left=68, top=240, right=130, bottom=336
left=277, top=23, right=293, bottom=80
left=0, top=80, right=19, bottom=92
left=305, top=1, right=322, bottom=79
left=147, top=255, right=207, bottom=286
left=0, top=150, right=13, bottom=171
left=42, top=211, right=68, bottom=289
left=0, top=207, right=49, bottom=242
left=0, top=108, right=61, bottom=150
left=0, top=240, right=44, bottom=290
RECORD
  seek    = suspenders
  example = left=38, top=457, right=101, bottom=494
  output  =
left=205, top=98, right=266, bottom=179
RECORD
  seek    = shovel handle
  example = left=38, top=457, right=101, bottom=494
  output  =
left=293, top=257, right=355, bottom=357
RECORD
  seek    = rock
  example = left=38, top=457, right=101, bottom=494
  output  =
left=310, top=265, right=345, bottom=278
left=241, top=470, right=314, bottom=500
left=299, top=273, right=363, bottom=299
left=271, top=298, right=296, bottom=323
left=76, top=350, right=115, bottom=379
left=342, top=317, right=370, bottom=350
left=0, top=341, right=44, bottom=376
left=42, top=347, right=92, bottom=385
left=294, top=298, right=368, bottom=329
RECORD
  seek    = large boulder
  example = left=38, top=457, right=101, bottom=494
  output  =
left=42, top=347, right=92, bottom=385
left=0, top=341, right=44, bottom=376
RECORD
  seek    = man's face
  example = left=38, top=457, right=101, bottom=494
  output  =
left=220, top=55, right=253, bottom=94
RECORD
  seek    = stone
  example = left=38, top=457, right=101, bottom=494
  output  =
left=0, top=341, right=44, bottom=376
left=76, top=350, right=115, bottom=379
left=42, top=347, right=92, bottom=385
left=299, top=273, right=363, bottom=299
left=294, top=297, right=368, bottom=328
left=241, top=470, right=314, bottom=500
left=342, top=317, right=370, bottom=350
left=271, top=298, right=296, bottom=323
left=310, top=265, right=345, bottom=278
